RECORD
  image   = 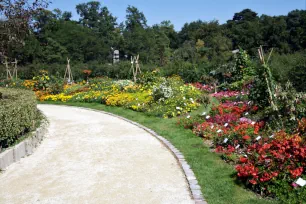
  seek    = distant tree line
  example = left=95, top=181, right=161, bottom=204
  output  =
left=1, top=1, right=306, bottom=89
left=7, top=2, right=304, bottom=64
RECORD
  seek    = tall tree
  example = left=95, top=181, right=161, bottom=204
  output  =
left=227, top=9, right=262, bottom=55
left=76, top=1, right=100, bottom=29
left=286, top=10, right=306, bottom=51
left=0, top=0, right=48, bottom=60
left=125, top=5, right=147, bottom=31
left=260, top=15, right=289, bottom=53
left=123, top=6, right=151, bottom=61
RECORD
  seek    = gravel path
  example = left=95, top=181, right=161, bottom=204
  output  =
left=0, top=105, right=194, bottom=204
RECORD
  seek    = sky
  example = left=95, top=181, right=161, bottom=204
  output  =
left=49, top=0, right=306, bottom=30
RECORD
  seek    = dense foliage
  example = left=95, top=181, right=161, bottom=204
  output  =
left=2, top=70, right=204, bottom=118
left=1, top=1, right=306, bottom=89
left=0, top=88, right=41, bottom=150
left=176, top=49, right=306, bottom=203
left=2, top=0, right=306, bottom=202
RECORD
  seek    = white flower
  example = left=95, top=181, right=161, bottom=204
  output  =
left=251, top=121, right=256, bottom=125
left=245, top=112, right=249, bottom=116
left=206, top=115, right=210, bottom=119
left=223, top=138, right=228, bottom=143
left=235, top=144, right=240, bottom=149
left=224, top=123, right=228, bottom=127
left=176, top=107, right=181, bottom=110
left=210, top=125, right=214, bottom=129
left=183, top=97, right=186, bottom=100
left=256, top=136, right=261, bottom=141
left=269, top=135, right=274, bottom=138
left=217, top=129, right=222, bottom=133
left=187, top=115, right=191, bottom=119
left=202, top=112, right=206, bottom=116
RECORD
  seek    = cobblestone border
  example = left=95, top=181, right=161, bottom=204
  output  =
left=0, top=120, right=49, bottom=170
left=50, top=105, right=207, bottom=204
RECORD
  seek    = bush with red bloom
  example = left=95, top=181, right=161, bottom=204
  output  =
left=193, top=122, right=225, bottom=139
left=236, top=134, right=306, bottom=198
left=190, top=83, right=214, bottom=93
left=83, top=69, right=92, bottom=81
left=211, top=91, right=243, bottom=99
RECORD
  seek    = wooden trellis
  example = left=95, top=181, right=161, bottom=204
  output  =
left=64, top=58, right=73, bottom=84
left=258, top=45, right=277, bottom=111
left=2, top=57, right=18, bottom=80
left=131, top=55, right=141, bottom=83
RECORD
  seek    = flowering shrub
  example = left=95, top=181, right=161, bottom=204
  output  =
left=33, top=70, right=50, bottom=90
left=211, top=91, right=245, bottom=99
left=83, top=69, right=92, bottom=81
left=213, top=122, right=260, bottom=158
left=43, top=93, right=73, bottom=102
left=114, top=80, right=134, bottom=90
left=64, top=84, right=90, bottom=95
left=193, top=122, right=224, bottom=139
left=23, top=80, right=36, bottom=90
left=236, top=133, right=306, bottom=202
left=152, top=81, right=174, bottom=101
left=37, top=72, right=202, bottom=118
left=191, top=82, right=214, bottom=93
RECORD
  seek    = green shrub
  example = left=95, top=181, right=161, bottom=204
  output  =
left=0, top=88, right=40, bottom=149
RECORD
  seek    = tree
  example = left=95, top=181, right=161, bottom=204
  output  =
left=76, top=2, right=119, bottom=57
left=227, top=9, right=262, bottom=55
left=76, top=1, right=100, bottom=29
left=123, top=6, right=152, bottom=62
left=158, top=20, right=179, bottom=49
left=125, top=5, right=147, bottom=31
left=286, top=10, right=306, bottom=52
left=0, top=0, right=48, bottom=60
left=260, top=15, right=289, bottom=53
left=62, top=11, right=72, bottom=21
left=153, top=27, right=170, bottom=66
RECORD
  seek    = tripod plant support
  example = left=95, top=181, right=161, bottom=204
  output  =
left=2, top=56, right=18, bottom=80
left=64, top=58, right=73, bottom=84
left=131, top=55, right=141, bottom=83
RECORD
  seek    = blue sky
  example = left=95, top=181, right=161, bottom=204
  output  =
left=49, top=0, right=305, bottom=30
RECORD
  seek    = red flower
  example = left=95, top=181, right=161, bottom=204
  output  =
left=249, top=179, right=257, bottom=185
left=252, top=106, right=258, bottom=111
left=239, top=157, right=248, bottom=163
left=243, top=135, right=251, bottom=140
left=289, top=167, right=304, bottom=178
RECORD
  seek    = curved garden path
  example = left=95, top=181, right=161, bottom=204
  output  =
left=0, top=105, right=194, bottom=204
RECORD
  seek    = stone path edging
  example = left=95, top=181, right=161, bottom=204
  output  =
left=52, top=105, right=207, bottom=204
left=0, top=120, right=49, bottom=170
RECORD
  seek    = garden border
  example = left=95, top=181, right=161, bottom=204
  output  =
left=0, top=119, right=49, bottom=170
left=45, top=104, right=207, bottom=204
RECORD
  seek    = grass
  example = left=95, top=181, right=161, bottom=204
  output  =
left=40, top=101, right=277, bottom=204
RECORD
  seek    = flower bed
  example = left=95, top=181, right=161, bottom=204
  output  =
left=178, top=88, right=306, bottom=202
left=29, top=73, right=204, bottom=118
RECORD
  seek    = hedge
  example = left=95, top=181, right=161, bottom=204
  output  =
left=0, top=88, right=40, bottom=150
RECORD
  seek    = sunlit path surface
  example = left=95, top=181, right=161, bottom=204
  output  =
left=0, top=105, right=193, bottom=204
